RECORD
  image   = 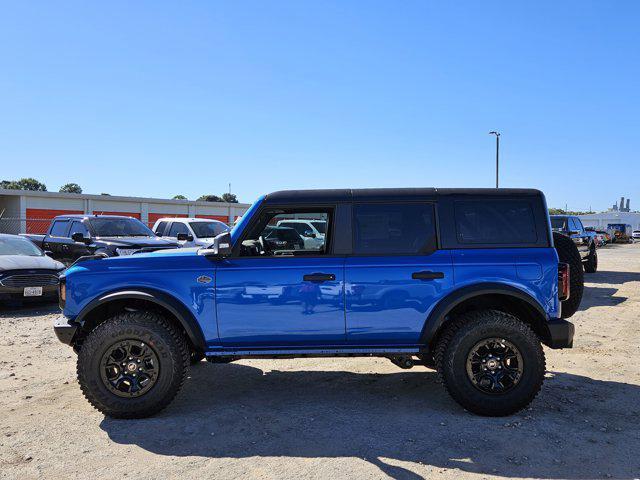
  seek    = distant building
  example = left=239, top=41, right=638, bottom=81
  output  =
left=0, top=189, right=250, bottom=234
left=611, top=196, right=632, bottom=212
left=579, top=211, right=640, bottom=231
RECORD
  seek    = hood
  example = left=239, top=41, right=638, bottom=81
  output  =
left=96, top=236, right=178, bottom=248
left=0, top=254, right=65, bottom=272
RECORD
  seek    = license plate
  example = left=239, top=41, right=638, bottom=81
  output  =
left=24, top=286, right=43, bottom=297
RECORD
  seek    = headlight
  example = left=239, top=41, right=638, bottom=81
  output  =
left=116, top=248, right=138, bottom=256
left=58, top=276, right=66, bottom=309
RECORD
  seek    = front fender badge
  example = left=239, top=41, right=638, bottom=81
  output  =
left=197, top=275, right=212, bottom=284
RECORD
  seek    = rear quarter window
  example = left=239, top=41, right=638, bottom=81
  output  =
left=454, top=200, right=537, bottom=245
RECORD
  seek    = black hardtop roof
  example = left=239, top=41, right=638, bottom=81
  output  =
left=264, top=188, right=544, bottom=204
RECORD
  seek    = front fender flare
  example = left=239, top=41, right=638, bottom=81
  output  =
left=420, top=283, right=548, bottom=346
left=75, top=288, right=206, bottom=351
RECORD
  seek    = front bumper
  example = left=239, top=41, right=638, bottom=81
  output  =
left=53, top=316, right=79, bottom=346
left=544, top=318, right=575, bottom=349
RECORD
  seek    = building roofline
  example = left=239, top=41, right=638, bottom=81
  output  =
left=0, top=188, right=251, bottom=208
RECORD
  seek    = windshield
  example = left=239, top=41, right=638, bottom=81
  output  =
left=311, top=221, right=327, bottom=234
left=550, top=218, right=566, bottom=229
left=88, top=217, right=154, bottom=237
left=189, top=221, right=228, bottom=238
left=0, top=236, right=43, bottom=256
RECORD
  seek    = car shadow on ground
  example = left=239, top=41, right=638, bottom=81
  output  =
left=584, top=270, right=640, bottom=285
left=0, top=301, right=58, bottom=317
left=100, top=362, right=640, bottom=479
left=578, top=271, right=640, bottom=311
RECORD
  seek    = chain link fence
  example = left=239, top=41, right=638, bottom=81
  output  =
left=0, top=218, right=52, bottom=235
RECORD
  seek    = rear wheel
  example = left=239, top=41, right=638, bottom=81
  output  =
left=435, top=310, right=546, bottom=416
left=583, top=244, right=598, bottom=273
left=77, top=311, right=189, bottom=418
left=553, top=232, right=584, bottom=318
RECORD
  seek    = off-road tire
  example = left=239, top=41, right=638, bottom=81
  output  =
left=553, top=232, right=584, bottom=318
left=583, top=244, right=598, bottom=273
left=77, top=311, right=189, bottom=419
left=434, top=310, right=546, bottom=416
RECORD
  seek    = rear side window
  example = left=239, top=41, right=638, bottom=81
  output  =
left=353, top=203, right=437, bottom=255
left=49, top=220, right=69, bottom=237
left=155, top=221, right=168, bottom=236
left=454, top=201, right=537, bottom=244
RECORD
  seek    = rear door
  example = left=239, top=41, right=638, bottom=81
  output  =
left=46, top=220, right=70, bottom=261
left=344, top=202, right=454, bottom=345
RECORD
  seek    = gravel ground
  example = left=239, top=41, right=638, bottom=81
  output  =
left=1, top=244, right=639, bottom=480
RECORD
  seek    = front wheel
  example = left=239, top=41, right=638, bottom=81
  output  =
left=435, top=310, right=546, bottom=416
left=77, top=311, right=189, bottom=418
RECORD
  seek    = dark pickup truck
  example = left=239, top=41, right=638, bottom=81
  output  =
left=550, top=215, right=598, bottom=273
left=24, top=215, right=179, bottom=264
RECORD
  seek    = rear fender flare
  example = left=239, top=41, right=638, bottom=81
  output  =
left=75, top=288, right=206, bottom=351
left=420, top=283, right=548, bottom=346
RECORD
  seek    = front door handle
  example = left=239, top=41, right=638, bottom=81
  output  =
left=303, top=273, right=336, bottom=283
left=412, top=271, right=444, bottom=280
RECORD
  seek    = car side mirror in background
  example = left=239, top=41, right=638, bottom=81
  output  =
left=71, top=232, right=92, bottom=244
left=569, top=230, right=581, bottom=236
left=198, top=231, right=232, bottom=257
left=304, top=230, right=316, bottom=238
left=44, top=250, right=54, bottom=257
left=176, top=233, right=194, bottom=242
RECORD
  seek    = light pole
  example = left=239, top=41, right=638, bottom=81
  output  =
left=489, top=131, right=500, bottom=188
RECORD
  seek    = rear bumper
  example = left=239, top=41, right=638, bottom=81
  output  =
left=53, top=316, right=79, bottom=346
left=544, top=318, right=574, bottom=349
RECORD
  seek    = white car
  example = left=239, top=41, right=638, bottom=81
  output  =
left=276, top=219, right=326, bottom=250
left=632, top=230, right=640, bottom=242
left=152, top=217, right=229, bottom=248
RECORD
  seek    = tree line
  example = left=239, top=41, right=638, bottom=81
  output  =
left=1, top=178, right=239, bottom=203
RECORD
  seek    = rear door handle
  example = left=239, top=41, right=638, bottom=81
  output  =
left=412, top=271, right=444, bottom=280
left=303, top=273, right=336, bottom=283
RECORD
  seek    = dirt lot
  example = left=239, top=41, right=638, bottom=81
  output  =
left=1, top=244, right=639, bottom=480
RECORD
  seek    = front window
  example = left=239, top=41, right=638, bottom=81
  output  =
left=167, top=222, right=190, bottom=237
left=311, top=221, right=327, bottom=234
left=189, top=221, right=228, bottom=238
left=0, top=236, right=43, bottom=256
left=88, top=217, right=154, bottom=237
left=240, top=210, right=331, bottom=256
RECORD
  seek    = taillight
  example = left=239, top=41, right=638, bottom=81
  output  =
left=58, top=276, right=66, bottom=309
left=558, top=263, right=570, bottom=301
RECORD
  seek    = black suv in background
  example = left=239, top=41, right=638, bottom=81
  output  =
left=550, top=215, right=597, bottom=273
left=24, top=215, right=178, bottom=264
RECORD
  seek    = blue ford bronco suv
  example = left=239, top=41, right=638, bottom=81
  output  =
left=54, top=188, right=575, bottom=418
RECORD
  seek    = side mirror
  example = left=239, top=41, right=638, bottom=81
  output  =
left=198, top=231, right=232, bottom=257
left=44, top=250, right=54, bottom=257
left=569, top=230, right=581, bottom=235
left=72, top=232, right=92, bottom=244
left=304, top=230, right=316, bottom=238
left=177, top=233, right=194, bottom=242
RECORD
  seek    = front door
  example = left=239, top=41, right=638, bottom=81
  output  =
left=215, top=208, right=345, bottom=347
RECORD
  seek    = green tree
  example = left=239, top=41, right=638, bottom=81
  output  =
left=59, top=183, right=83, bottom=194
left=197, top=194, right=223, bottom=202
left=1, top=178, right=47, bottom=191
left=221, top=193, right=238, bottom=203
left=173, top=194, right=187, bottom=200
left=548, top=208, right=566, bottom=215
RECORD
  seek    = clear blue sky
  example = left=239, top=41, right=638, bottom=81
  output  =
left=1, top=1, right=638, bottom=211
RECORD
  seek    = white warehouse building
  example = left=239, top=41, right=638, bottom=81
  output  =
left=578, top=211, right=640, bottom=231
left=0, top=188, right=250, bottom=235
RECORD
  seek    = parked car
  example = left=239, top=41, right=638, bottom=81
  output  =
left=632, top=230, right=640, bottom=242
left=595, top=230, right=611, bottom=244
left=607, top=223, right=633, bottom=243
left=550, top=215, right=598, bottom=272
left=153, top=217, right=229, bottom=248
left=0, top=234, right=65, bottom=303
left=24, top=215, right=178, bottom=265
left=276, top=219, right=326, bottom=250
left=55, top=188, right=575, bottom=418
left=585, top=227, right=605, bottom=247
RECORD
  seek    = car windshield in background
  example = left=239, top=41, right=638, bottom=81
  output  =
left=89, top=218, right=154, bottom=237
left=189, top=222, right=228, bottom=238
left=0, top=236, right=43, bottom=256
left=311, top=221, right=327, bottom=234
left=551, top=218, right=567, bottom=230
